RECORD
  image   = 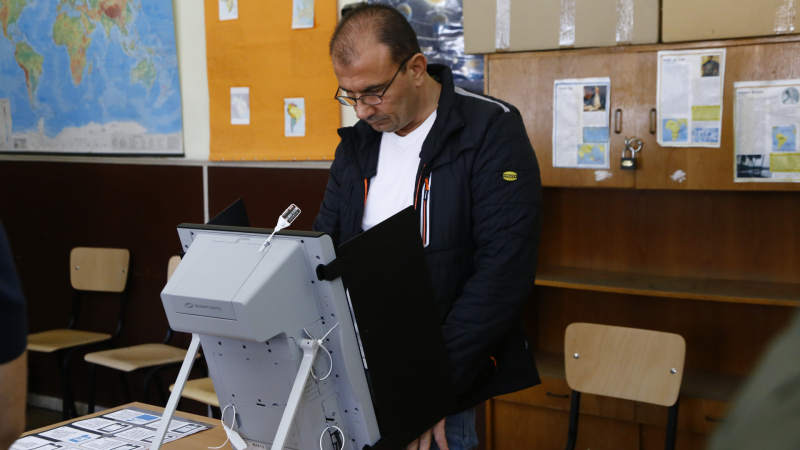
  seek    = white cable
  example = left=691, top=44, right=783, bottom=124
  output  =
left=319, top=423, right=345, bottom=450
left=208, top=404, right=236, bottom=449
left=303, top=322, right=339, bottom=381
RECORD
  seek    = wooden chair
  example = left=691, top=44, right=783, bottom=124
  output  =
left=563, top=323, right=686, bottom=450
left=84, top=256, right=198, bottom=413
left=27, top=247, right=130, bottom=419
left=169, top=377, right=220, bottom=418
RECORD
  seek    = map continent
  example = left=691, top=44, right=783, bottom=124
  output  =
left=0, top=0, right=182, bottom=154
left=663, top=118, right=689, bottom=143
left=577, top=144, right=606, bottom=166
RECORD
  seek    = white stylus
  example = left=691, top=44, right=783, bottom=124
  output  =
left=259, top=204, right=301, bottom=252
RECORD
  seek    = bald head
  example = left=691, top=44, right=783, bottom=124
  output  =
left=330, top=4, right=420, bottom=68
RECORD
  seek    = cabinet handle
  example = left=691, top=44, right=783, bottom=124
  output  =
left=546, top=392, right=570, bottom=399
left=649, top=109, right=657, bottom=134
left=704, top=416, right=724, bottom=423
left=615, top=109, right=623, bottom=134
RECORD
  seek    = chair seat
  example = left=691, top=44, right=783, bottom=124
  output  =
left=170, top=377, right=219, bottom=407
left=28, top=329, right=111, bottom=353
left=85, top=344, right=196, bottom=372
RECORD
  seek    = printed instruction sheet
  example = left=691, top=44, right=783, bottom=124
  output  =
left=657, top=49, right=726, bottom=147
left=734, top=79, right=800, bottom=182
left=552, top=77, right=611, bottom=169
left=12, top=407, right=211, bottom=450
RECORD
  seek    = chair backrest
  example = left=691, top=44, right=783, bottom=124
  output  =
left=70, top=247, right=130, bottom=292
left=564, top=323, right=685, bottom=407
left=167, top=255, right=181, bottom=281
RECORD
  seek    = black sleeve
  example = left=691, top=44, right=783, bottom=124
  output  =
left=0, top=221, right=27, bottom=364
left=312, top=141, right=347, bottom=248
left=440, top=110, right=543, bottom=393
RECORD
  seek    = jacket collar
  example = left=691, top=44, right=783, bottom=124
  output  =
left=337, top=64, right=466, bottom=179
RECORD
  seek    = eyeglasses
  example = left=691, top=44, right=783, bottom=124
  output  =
left=334, top=55, right=415, bottom=107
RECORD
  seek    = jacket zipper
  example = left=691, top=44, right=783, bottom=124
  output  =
left=421, top=173, right=431, bottom=247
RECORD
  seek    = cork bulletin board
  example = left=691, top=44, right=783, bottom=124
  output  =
left=205, top=0, right=340, bottom=161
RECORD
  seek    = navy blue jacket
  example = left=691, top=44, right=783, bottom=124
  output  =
left=313, top=65, right=542, bottom=410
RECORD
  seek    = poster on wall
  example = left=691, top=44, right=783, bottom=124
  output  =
left=369, top=0, right=484, bottom=94
left=657, top=48, right=726, bottom=148
left=0, top=1, right=183, bottom=155
left=552, top=77, right=611, bottom=169
left=734, top=79, right=800, bottom=182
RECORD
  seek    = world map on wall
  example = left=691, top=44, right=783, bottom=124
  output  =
left=0, top=0, right=182, bottom=154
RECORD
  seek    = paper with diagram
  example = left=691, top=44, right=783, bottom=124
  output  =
left=553, top=77, right=611, bottom=169
left=657, top=49, right=726, bottom=147
left=734, top=79, right=800, bottom=182
left=12, top=407, right=211, bottom=450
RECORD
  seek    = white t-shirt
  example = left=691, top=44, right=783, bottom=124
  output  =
left=361, top=110, right=437, bottom=231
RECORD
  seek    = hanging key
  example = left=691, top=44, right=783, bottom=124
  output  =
left=621, top=137, right=642, bottom=170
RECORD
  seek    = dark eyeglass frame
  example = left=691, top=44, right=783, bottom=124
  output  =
left=334, top=54, right=415, bottom=107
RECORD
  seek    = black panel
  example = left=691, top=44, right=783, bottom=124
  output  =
left=207, top=198, right=250, bottom=227
left=323, top=206, right=458, bottom=450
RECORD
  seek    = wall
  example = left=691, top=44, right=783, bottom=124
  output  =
left=173, top=0, right=211, bottom=160
left=0, top=162, right=330, bottom=414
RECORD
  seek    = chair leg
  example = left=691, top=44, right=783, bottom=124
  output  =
left=140, top=367, right=159, bottom=405
left=87, top=363, right=98, bottom=414
left=56, top=349, right=80, bottom=420
left=55, top=353, right=70, bottom=420
left=119, top=372, right=132, bottom=403
left=665, top=401, right=680, bottom=450
left=153, top=371, right=168, bottom=406
left=565, top=390, right=581, bottom=450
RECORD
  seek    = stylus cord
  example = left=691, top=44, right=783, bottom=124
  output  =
left=319, top=423, right=345, bottom=450
left=208, top=404, right=236, bottom=449
left=303, top=322, right=339, bottom=381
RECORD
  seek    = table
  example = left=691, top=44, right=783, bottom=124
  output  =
left=24, top=402, right=225, bottom=450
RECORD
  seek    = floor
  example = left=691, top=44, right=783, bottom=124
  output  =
left=25, top=406, right=63, bottom=432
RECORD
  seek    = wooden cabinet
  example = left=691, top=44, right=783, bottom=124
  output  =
left=487, top=36, right=800, bottom=191
left=481, top=34, right=799, bottom=450
left=488, top=400, right=640, bottom=450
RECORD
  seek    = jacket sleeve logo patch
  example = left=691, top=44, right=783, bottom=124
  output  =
left=502, top=171, right=518, bottom=181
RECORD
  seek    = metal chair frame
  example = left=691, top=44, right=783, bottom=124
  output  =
left=52, top=286, right=128, bottom=419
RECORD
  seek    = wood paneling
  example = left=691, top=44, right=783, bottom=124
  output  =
left=0, top=161, right=205, bottom=412
left=488, top=37, right=800, bottom=190
left=641, top=424, right=708, bottom=450
left=538, top=188, right=800, bottom=284
left=489, top=400, right=640, bottom=450
left=497, top=376, right=637, bottom=422
left=637, top=396, right=728, bottom=435
left=487, top=52, right=637, bottom=187
left=635, top=40, right=800, bottom=190
left=207, top=167, right=329, bottom=231
left=537, top=265, right=800, bottom=306
left=536, top=287, right=793, bottom=377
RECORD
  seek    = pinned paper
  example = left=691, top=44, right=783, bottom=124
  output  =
left=552, top=78, right=611, bottom=169
left=657, top=49, right=726, bottom=147
left=285, top=98, right=305, bottom=137
left=219, top=0, right=238, bottom=21
left=231, top=88, right=250, bottom=125
left=734, top=79, right=800, bottom=182
left=292, top=0, right=314, bottom=29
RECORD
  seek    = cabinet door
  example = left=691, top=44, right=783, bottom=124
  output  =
left=634, top=39, right=800, bottom=191
left=487, top=52, right=637, bottom=188
left=489, top=399, right=640, bottom=450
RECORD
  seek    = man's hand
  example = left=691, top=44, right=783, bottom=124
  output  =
left=405, top=418, right=448, bottom=450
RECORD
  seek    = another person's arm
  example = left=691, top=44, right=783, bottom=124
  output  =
left=0, top=221, right=28, bottom=450
left=0, top=352, right=27, bottom=450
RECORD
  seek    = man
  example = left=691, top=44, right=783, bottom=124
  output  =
left=0, top=221, right=27, bottom=450
left=313, top=4, right=542, bottom=449
left=702, top=56, right=719, bottom=77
